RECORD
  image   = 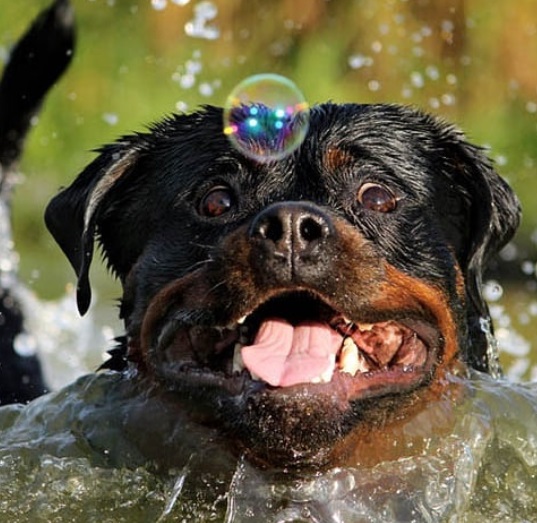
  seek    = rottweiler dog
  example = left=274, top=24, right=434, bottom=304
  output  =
left=44, top=101, right=521, bottom=468
left=0, top=0, right=74, bottom=405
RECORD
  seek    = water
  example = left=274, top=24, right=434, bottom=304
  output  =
left=0, top=371, right=536, bottom=522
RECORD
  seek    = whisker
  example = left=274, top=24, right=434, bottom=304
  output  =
left=188, top=241, right=217, bottom=251
left=181, top=258, right=214, bottom=273
left=204, top=279, right=227, bottom=299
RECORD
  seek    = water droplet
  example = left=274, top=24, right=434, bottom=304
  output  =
left=421, top=25, right=433, bottom=37
left=371, top=41, right=383, bottom=53
left=410, top=71, right=424, bottom=88
left=495, top=154, right=508, bottom=166
left=348, top=54, right=374, bottom=69
left=102, top=113, right=119, bottom=126
left=223, top=74, right=310, bottom=163
left=499, top=243, right=518, bottom=263
left=521, top=260, right=535, bottom=275
left=425, top=65, right=440, bottom=80
left=483, top=280, right=503, bottom=302
left=379, top=23, right=390, bottom=36
left=441, top=93, right=456, bottom=106
left=401, top=87, right=413, bottom=99
left=412, top=46, right=425, bottom=57
left=368, top=80, right=381, bottom=91
left=198, top=82, right=213, bottom=97
left=151, top=0, right=167, bottom=10
left=184, top=1, right=219, bottom=40
left=14, top=333, right=38, bottom=357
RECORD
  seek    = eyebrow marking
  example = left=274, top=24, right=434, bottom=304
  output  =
left=323, top=147, right=355, bottom=171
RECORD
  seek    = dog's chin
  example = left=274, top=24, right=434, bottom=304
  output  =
left=139, top=287, right=441, bottom=466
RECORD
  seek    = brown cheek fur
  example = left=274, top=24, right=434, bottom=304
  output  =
left=135, top=269, right=216, bottom=371
left=372, top=264, right=462, bottom=367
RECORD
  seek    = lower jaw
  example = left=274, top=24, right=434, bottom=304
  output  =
left=147, top=361, right=437, bottom=469
left=152, top=356, right=435, bottom=403
left=221, top=378, right=434, bottom=469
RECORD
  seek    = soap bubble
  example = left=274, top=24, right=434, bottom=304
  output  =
left=223, top=74, right=309, bottom=162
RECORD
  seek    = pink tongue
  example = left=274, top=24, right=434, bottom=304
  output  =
left=241, top=319, right=342, bottom=387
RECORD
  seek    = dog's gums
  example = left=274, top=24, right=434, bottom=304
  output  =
left=149, top=291, right=439, bottom=401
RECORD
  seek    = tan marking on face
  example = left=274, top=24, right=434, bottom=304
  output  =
left=372, top=263, right=461, bottom=367
left=323, top=147, right=354, bottom=172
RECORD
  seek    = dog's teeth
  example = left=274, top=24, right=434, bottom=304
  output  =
left=357, top=323, right=375, bottom=331
left=232, top=343, right=245, bottom=373
left=340, top=337, right=368, bottom=376
left=311, top=356, right=336, bottom=384
left=237, top=315, right=247, bottom=325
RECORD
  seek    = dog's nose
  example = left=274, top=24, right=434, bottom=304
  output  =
left=249, top=202, right=334, bottom=280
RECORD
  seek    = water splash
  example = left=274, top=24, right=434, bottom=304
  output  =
left=0, top=367, right=536, bottom=520
left=157, top=459, right=192, bottom=522
left=12, top=280, right=116, bottom=390
left=184, top=2, right=220, bottom=40
left=171, top=51, right=203, bottom=90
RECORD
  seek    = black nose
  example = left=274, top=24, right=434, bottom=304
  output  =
left=248, top=202, right=334, bottom=281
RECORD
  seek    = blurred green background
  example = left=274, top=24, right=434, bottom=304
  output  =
left=1, top=0, right=537, bottom=376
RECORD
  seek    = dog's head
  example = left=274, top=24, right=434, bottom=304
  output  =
left=46, top=103, right=520, bottom=467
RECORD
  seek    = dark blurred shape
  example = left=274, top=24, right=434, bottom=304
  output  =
left=0, top=0, right=75, bottom=405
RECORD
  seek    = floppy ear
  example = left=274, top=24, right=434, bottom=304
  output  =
left=45, top=143, right=140, bottom=315
left=447, top=134, right=521, bottom=374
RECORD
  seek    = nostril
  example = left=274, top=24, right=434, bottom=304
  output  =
left=299, top=216, right=324, bottom=243
left=249, top=202, right=334, bottom=251
left=256, top=215, right=284, bottom=243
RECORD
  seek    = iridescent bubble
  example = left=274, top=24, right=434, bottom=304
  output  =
left=223, top=74, right=309, bottom=162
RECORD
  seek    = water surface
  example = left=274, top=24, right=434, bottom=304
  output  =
left=1, top=370, right=536, bottom=522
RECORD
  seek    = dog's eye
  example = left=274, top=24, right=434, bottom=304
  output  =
left=199, top=186, right=234, bottom=217
left=357, top=183, right=397, bottom=213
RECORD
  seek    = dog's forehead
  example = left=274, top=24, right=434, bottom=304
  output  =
left=305, top=103, right=438, bottom=162
left=293, top=103, right=445, bottom=191
left=147, top=104, right=454, bottom=200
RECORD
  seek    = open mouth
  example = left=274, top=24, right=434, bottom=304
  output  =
left=152, top=291, right=440, bottom=399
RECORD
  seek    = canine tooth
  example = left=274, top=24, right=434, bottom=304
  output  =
left=237, top=315, right=247, bottom=325
left=340, top=337, right=369, bottom=376
left=232, top=343, right=245, bottom=373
